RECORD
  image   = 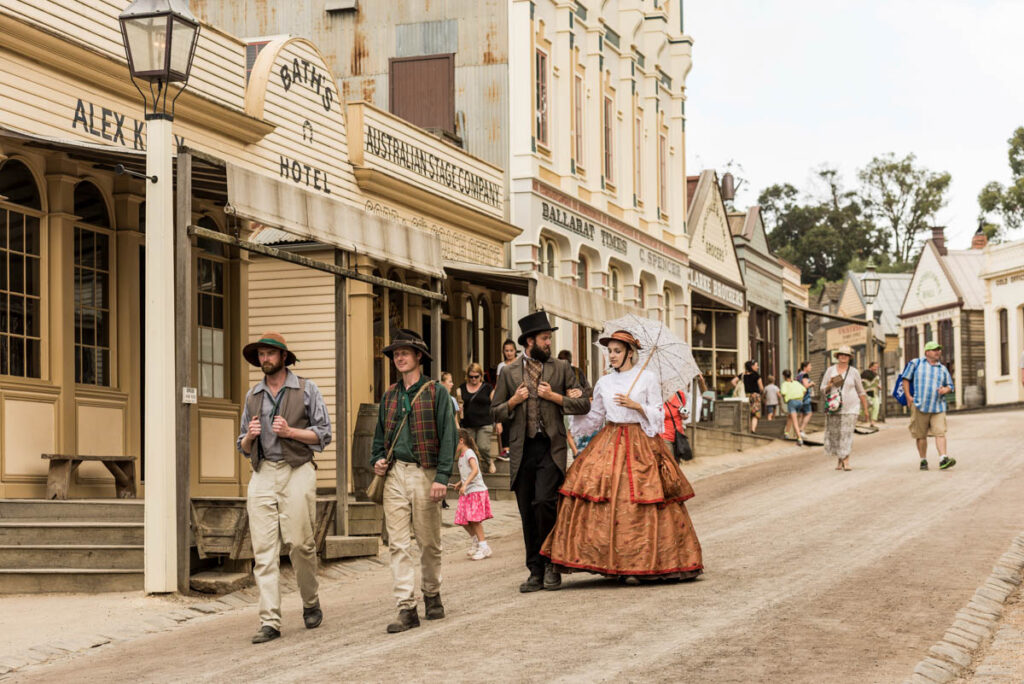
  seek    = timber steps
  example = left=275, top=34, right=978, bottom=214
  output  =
left=0, top=499, right=143, bottom=593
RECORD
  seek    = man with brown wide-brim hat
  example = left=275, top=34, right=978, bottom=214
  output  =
left=237, top=332, right=332, bottom=644
left=371, top=329, right=456, bottom=633
left=491, top=311, right=589, bottom=593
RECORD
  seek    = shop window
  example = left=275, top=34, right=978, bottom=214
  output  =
left=74, top=227, right=111, bottom=386
left=938, top=318, right=955, bottom=374
left=663, top=288, right=673, bottom=325
left=905, top=326, right=919, bottom=361
left=999, top=309, right=1009, bottom=375
left=0, top=159, right=43, bottom=378
left=196, top=217, right=227, bottom=398
left=923, top=322, right=932, bottom=344
left=477, top=296, right=490, bottom=372
left=574, top=74, right=584, bottom=169
left=389, top=54, right=455, bottom=135
left=464, top=296, right=475, bottom=367
left=603, top=96, right=614, bottom=184
left=535, top=49, right=549, bottom=147
left=692, top=304, right=740, bottom=397
left=540, top=238, right=557, bottom=277
left=609, top=267, right=621, bottom=302
left=638, top=281, right=647, bottom=310
left=577, top=254, right=588, bottom=289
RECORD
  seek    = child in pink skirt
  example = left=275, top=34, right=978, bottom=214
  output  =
left=451, top=428, right=493, bottom=560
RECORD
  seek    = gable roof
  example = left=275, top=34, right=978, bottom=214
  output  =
left=685, top=170, right=745, bottom=290
left=900, top=239, right=985, bottom=316
left=943, top=250, right=985, bottom=309
left=848, top=271, right=913, bottom=337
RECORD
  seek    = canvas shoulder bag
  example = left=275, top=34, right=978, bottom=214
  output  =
left=825, top=368, right=850, bottom=414
left=365, top=381, right=433, bottom=504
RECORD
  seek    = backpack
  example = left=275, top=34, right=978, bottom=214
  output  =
left=892, top=359, right=918, bottom=407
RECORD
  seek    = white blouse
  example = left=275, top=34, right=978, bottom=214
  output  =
left=571, top=366, right=665, bottom=439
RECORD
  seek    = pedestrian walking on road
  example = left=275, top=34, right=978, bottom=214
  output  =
left=371, top=329, right=456, bottom=633
left=457, top=362, right=497, bottom=474
left=861, top=362, right=881, bottom=426
left=795, top=361, right=814, bottom=439
left=450, top=428, right=493, bottom=561
left=820, top=346, right=870, bottom=471
left=902, top=341, right=956, bottom=471
left=557, top=349, right=593, bottom=399
left=541, top=330, right=704, bottom=582
left=496, top=339, right=519, bottom=462
left=742, top=360, right=764, bottom=432
left=780, top=370, right=806, bottom=445
left=491, top=311, right=589, bottom=593
left=762, top=375, right=780, bottom=421
left=237, top=332, right=332, bottom=644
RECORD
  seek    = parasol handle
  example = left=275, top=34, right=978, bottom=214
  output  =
left=623, top=347, right=656, bottom=399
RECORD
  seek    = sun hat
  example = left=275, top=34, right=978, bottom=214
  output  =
left=598, top=330, right=642, bottom=350
left=835, top=344, right=855, bottom=357
left=381, top=328, right=432, bottom=361
left=243, top=332, right=298, bottom=367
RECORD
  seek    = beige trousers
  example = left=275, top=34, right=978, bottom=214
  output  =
left=247, top=460, right=319, bottom=630
left=383, top=460, right=442, bottom=610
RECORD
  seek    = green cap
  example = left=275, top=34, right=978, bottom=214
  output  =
left=923, top=341, right=942, bottom=351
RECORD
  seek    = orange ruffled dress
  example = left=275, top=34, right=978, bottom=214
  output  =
left=541, top=366, right=703, bottom=579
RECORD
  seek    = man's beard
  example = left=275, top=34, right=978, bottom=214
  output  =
left=528, top=346, right=550, bottom=362
left=261, top=359, right=285, bottom=375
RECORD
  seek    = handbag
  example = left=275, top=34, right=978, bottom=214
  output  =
left=825, top=369, right=850, bottom=414
left=365, top=381, right=434, bottom=504
left=668, top=392, right=693, bottom=462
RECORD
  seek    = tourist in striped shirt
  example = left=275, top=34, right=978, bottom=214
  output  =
left=902, top=341, right=955, bottom=471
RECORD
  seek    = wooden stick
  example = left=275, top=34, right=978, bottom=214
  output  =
left=624, top=347, right=657, bottom=398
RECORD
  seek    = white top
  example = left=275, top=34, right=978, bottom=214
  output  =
left=819, top=365, right=867, bottom=415
left=497, top=355, right=521, bottom=377
left=457, top=448, right=487, bottom=494
left=571, top=365, right=664, bottom=439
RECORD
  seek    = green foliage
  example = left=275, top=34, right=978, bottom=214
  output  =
left=761, top=168, right=882, bottom=284
left=978, top=127, right=1024, bottom=234
left=857, top=153, right=951, bottom=265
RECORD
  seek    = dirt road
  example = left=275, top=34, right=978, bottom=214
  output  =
left=14, top=410, right=1024, bottom=683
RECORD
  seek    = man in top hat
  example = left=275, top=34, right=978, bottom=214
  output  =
left=492, top=311, right=590, bottom=593
left=237, top=332, right=332, bottom=644
left=371, top=329, right=457, bottom=633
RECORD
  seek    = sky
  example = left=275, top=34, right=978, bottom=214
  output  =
left=684, top=0, right=1024, bottom=251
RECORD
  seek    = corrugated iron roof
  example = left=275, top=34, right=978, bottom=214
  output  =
left=686, top=175, right=699, bottom=208
left=942, top=249, right=985, bottom=309
left=248, top=227, right=311, bottom=245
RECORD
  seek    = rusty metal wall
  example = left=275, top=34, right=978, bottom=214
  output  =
left=193, top=0, right=509, bottom=173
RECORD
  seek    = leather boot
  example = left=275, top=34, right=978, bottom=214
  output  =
left=386, top=607, right=420, bottom=634
left=543, top=563, right=562, bottom=590
left=423, top=592, right=445, bottom=620
left=519, top=572, right=544, bottom=593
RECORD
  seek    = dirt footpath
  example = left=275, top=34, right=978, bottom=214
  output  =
left=12, top=410, right=1024, bottom=684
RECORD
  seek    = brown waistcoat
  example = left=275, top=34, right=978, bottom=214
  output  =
left=245, top=378, right=313, bottom=471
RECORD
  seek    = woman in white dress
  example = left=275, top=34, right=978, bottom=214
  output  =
left=820, top=345, right=870, bottom=471
left=541, top=330, right=703, bottom=580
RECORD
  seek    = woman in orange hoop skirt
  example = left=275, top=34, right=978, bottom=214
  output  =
left=541, top=330, right=703, bottom=581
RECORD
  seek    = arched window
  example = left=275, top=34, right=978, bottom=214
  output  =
left=477, top=296, right=490, bottom=369
left=663, top=287, right=673, bottom=325
left=74, top=181, right=113, bottom=386
left=638, top=281, right=647, bottom=309
left=0, top=159, right=43, bottom=378
left=540, top=237, right=557, bottom=277
left=197, top=216, right=227, bottom=398
left=999, top=308, right=1009, bottom=375
left=609, top=267, right=621, bottom=302
left=577, top=254, right=588, bottom=289
left=464, top=296, right=475, bottom=366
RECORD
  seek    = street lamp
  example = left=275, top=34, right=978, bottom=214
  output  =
left=861, top=264, right=881, bottom=369
left=119, top=0, right=200, bottom=594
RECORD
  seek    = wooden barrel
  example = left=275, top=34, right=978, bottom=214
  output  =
left=352, top=403, right=380, bottom=501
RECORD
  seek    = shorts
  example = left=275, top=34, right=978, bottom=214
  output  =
left=787, top=398, right=809, bottom=415
left=909, top=405, right=947, bottom=439
left=766, top=404, right=778, bottom=417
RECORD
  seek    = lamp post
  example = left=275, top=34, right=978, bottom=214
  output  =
left=119, top=0, right=200, bottom=594
left=861, top=264, right=881, bottom=368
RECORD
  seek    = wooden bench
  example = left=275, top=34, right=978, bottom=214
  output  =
left=41, top=454, right=137, bottom=500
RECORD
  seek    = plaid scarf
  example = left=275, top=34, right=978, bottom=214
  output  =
left=524, top=357, right=544, bottom=436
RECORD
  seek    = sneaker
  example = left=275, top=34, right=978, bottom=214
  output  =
left=497, top=449, right=511, bottom=462
left=920, top=459, right=929, bottom=471
left=471, top=544, right=492, bottom=560
left=939, top=456, right=956, bottom=470
left=466, top=541, right=479, bottom=557
left=800, top=432, right=809, bottom=441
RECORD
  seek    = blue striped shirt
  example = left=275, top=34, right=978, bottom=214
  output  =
left=904, top=358, right=954, bottom=414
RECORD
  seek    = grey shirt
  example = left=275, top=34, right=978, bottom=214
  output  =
left=237, top=370, right=332, bottom=462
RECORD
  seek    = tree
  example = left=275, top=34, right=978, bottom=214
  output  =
left=857, top=153, right=951, bottom=265
left=761, top=169, right=881, bottom=284
left=978, top=126, right=1024, bottom=234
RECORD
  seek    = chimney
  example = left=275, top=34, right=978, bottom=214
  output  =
left=931, top=226, right=947, bottom=256
left=972, top=222, right=989, bottom=250
left=721, top=172, right=735, bottom=201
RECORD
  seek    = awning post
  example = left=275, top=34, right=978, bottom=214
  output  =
left=334, top=249, right=349, bottom=536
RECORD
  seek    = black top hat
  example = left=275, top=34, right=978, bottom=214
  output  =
left=381, top=328, right=432, bottom=361
left=517, top=311, right=558, bottom=346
